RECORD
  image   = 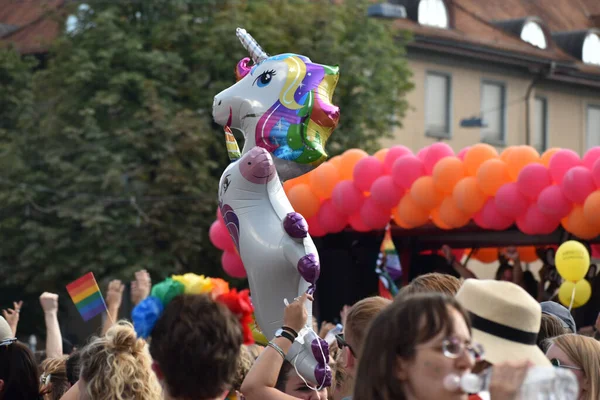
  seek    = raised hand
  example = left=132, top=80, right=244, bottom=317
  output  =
left=105, top=280, right=125, bottom=311
left=39, top=292, right=59, bottom=315
left=130, top=269, right=151, bottom=306
left=2, top=300, right=23, bottom=336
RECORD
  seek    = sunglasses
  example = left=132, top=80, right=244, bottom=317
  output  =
left=550, top=358, right=581, bottom=371
left=335, top=334, right=356, bottom=357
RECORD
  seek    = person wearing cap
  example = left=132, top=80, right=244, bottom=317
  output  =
left=541, top=301, right=576, bottom=333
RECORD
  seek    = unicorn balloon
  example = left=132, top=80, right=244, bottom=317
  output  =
left=213, top=28, right=340, bottom=181
left=218, top=146, right=331, bottom=388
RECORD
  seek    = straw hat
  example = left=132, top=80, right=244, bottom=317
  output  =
left=0, top=316, right=14, bottom=342
left=456, top=279, right=550, bottom=367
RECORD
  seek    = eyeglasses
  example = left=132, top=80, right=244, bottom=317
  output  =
left=0, top=338, right=16, bottom=347
left=550, top=358, right=581, bottom=371
left=440, top=337, right=485, bottom=361
left=335, top=334, right=356, bottom=358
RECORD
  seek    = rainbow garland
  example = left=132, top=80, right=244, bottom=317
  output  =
left=132, top=273, right=254, bottom=344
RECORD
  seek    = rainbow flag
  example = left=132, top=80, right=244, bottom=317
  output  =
left=66, top=272, right=108, bottom=321
left=375, top=224, right=401, bottom=297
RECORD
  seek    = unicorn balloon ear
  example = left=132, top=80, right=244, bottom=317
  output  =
left=236, top=28, right=268, bottom=64
left=224, top=126, right=241, bottom=162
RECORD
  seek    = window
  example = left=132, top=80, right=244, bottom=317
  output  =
left=418, top=0, right=449, bottom=29
left=425, top=72, right=451, bottom=137
left=587, top=105, right=600, bottom=149
left=480, top=82, right=506, bottom=144
left=521, top=21, right=547, bottom=49
left=533, top=96, right=548, bottom=152
left=583, top=33, right=600, bottom=66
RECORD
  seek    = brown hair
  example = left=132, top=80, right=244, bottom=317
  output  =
left=79, top=321, right=161, bottom=400
left=398, top=273, right=462, bottom=297
left=0, top=341, right=44, bottom=400
left=353, top=293, right=472, bottom=400
left=537, top=314, right=567, bottom=352
left=549, top=334, right=600, bottom=400
left=345, top=296, right=391, bottom=357
left=149, top=294, right=243, bottom=400
left=40, top=356, right=70, bottom=400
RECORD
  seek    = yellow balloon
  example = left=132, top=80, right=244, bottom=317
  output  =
left=558, top=280, right=592, bottom=309
left=555, top=240, right=590, bottom=282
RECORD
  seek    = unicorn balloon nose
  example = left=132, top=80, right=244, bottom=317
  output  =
left=240, top=147, right=276, bottom=184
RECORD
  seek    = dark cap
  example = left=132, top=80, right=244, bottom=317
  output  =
left=541, top=301, right=576, bottom=333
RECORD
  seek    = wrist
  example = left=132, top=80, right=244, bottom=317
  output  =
left=44, top=310, right=58, bottom=317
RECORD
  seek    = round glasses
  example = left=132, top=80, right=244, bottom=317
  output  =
left=441, top=337, right=484, bottom=361
left=550, top=358, right=582, bottom=371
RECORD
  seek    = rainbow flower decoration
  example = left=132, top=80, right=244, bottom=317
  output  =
left=132, top=273, right=254, bottom=344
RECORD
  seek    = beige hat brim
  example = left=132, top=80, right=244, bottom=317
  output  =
left=472, top=328, right=551, bottom=367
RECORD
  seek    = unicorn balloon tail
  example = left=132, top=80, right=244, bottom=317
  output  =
left=236, top=28, right=268, bottom=64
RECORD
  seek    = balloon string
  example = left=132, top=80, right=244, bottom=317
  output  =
left=291, top=327, right=328, bottom=393
left=568, top=285, right=576, bottom=312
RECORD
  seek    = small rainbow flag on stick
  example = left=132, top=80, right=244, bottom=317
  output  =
left=66, top=272, right=109, bottom=322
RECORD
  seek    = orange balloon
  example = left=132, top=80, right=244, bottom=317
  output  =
left=517, top=246, right=538, bottom=263
left=339, top=149, right=368, bottom=181
left=410, top=176, right=444, bottom=210
left=392, top=207, right=413, bottom=229
left=464, top=144, right=498, bottom=176
left=506, top=146, right=540, bottom=181
left=540, top=148, right=561, bottom=168
left=500, top=147, right=514, bottom=163
left=328, top=155, right=342, bottom=170
left=453, top=177, right=487, bottom=214
left=432, top=157, right=465, bottom=194
left=373, top=148, right=389, bottom=163
left=438, top=196, right=471, bottom=228
left=476, top=159, right=511, bottom=196
left=583, top=190, right=600, bottom=227
left=309, top=163, right=340, bottom=199
left=469, top=248, right=498, bottom=264
left=287, top=173, right=310, bottom=187
left=431, top=208, right=452, bottom=230
left=286, top=184, right=320, bottom=219
left=283, top=179, right=297, bottom=194
left=397, top=195, right=430, bottom=228
left=568, top=205, right=600, bottom=240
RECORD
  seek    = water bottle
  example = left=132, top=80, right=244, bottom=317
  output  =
left=443, top=366, right=579, bottom=400
left=324, top=323, right=343, bottom=346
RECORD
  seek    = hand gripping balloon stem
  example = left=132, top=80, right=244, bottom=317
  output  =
left=218, top=146, right=331, bottom=387
left=213, top=27, right=340, bottom=181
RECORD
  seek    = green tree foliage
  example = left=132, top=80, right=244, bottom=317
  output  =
left=0, top=0, right=413, bottom=292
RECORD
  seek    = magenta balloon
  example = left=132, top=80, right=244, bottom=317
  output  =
left=222, top=251, right=247, bottom=278
left=515, top=214, right=536, bottom=236
left=517, top=164, right=552, bottom=200
left=306, top=216, right=327, bottom=237
left=583, top=147, right=600, bottom=170
left=593, top=158, right=600, bottom=188
left=332, top=181, right=365, bottom=215
left=353, top=156, right=384, bottom=192
left=537, top=185, right=572, bottom=219
left=392, top=155, right=426, bottom=190
left=457, top=147, right=470, bottom=161
left=417, top=146, right=429, bottom=163
left=209, top=220, right=234, bottom=252
left=480, top=198, right=514, bottom=231
left=495, top=183, right=529, bottom=218
left=549, top=149, right=581, bottom=185
left=423, top=142, right=455, bottom=175
left=370, top=175, right=404, bottom=208
left=592, top=244, right=600, bottom=259
left=561, top=166, right=596, bottom=204
left=349, top=212, right=371, bottom=232
left=360, top=198, right=390, bottom=229
left=318, top=199, right=348, bottom=233
left=521, top=203, right=560, bottom=234
left=383, top=145, right=412, bottom=174
left=472, top=210, right=488, bottom=229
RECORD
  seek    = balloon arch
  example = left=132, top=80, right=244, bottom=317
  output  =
left=210, top=142, right=600, bottom=277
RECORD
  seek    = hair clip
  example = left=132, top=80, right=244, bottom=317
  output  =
left=40, top=373, right=52, bottom=385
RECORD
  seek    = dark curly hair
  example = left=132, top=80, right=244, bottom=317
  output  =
left=149, top=294, right=243, bottom=400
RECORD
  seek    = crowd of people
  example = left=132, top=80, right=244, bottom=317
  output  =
left=1, top=253, right=600, bottom=400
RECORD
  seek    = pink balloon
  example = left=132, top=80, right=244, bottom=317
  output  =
left=216, top=207, right=223, bottom=221
left=517, top=164, right=551, bottom=200
left=592, top=244, right=600, bottom=259
left=495, top=183, right=529, bottom=218
left=519, top=203, right=560, bottom=235
left=360, top=198, right=390, bottom=229
left=306, top=216, right=327, bottom=237
left=561, top=166, right=596, bottom=204
left=515, top=214, right=536, bottom=236
left=222, top=251, right=246, bottom=278
left=370, top=175, right=404, bottom=208
left=353, top=156, right=384, bottom=192
left=583, top=147, right=600, bottom=170
left=480, top=198, right=514, bottom=230
left=392, top=155, right=426, bottom=190
left=549, top=149, right=581, bottom=185
left=349, top=212, right=371, bottom=232
left=592, top=158, right=600, bottom=187
left=209, top=220, right=234, bottom=252
left=423, top=142, right=455, bottom=175
left=332, top=181, right=365, bottom=215
left=318, top=200, right=348, bottom=233
left=383, top=145, right=412, bottom=174
left=472, top=210, right=488, bottom=229
left=537, top=185, right=572, bottom=219
left=417, top=146, right=430, bottom=163
left=457, top=147, right=470, bottom=161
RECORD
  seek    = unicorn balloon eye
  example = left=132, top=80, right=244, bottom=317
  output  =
left=254, top=69, right=276, bottom=87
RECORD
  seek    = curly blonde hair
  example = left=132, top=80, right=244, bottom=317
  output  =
left=79, top=321, right=162, bottom=400
left=40, top=356, right=70, bottom=400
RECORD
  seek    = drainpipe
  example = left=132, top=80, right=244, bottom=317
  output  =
left=525, top=62, right=556, bottom=145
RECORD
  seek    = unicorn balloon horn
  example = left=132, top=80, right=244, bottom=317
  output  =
left=236, top=28, right=268, bottom=64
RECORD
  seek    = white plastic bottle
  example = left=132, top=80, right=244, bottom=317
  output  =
left=324, top=323, right=343, bottom=346
left=444, top=366, right=579, bottom=400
